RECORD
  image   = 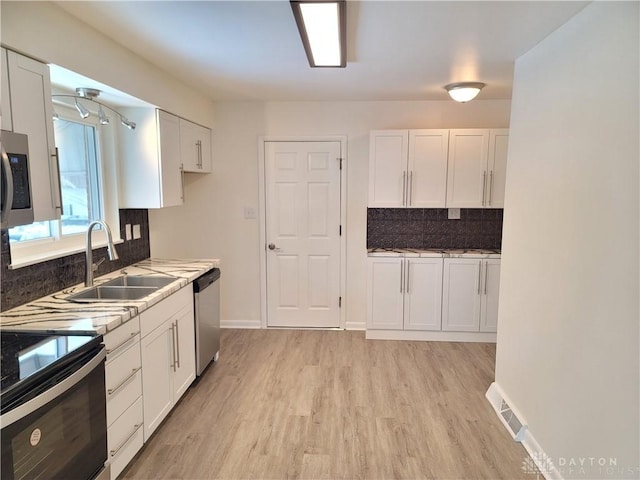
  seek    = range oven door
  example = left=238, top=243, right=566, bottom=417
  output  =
left=1, top=346, right=107, bottom=480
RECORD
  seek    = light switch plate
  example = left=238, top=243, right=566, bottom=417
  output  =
left=244, top=207, right=257, bottom=219
left=125, top=224, right=132, bottom=241
left=448, top=208, right=461, bottom=220
left=133, top=224, right=141, bottom=239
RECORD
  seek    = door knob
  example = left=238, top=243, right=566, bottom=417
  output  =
left=268, top=243, right=277, bottom=250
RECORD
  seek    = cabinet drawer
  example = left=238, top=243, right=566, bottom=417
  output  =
left=104, top=317, right=141, bottom=361
left=141, top=286, right=192, bottom=337
left=106, top=342, right=142, bottom=427
left=108, top=397, right=144, bottom=480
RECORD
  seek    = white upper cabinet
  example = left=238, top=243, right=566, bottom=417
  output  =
left=446, top=129, right=490, bottom=208
left=1, top=48, right=12, bottom=131
left=118, top=109, right=183, bottom=209
left=4, top=49, right=62, bottom=222
left=368, top=130, right=408, bottom=207
left=408, top=130, right=449, bottom=208
left=180, top=119, right=211, bottom=173
left=370, top=128, right=507, bottom=209
left=446, top=129, right=509, bottom=208
left=369, top=129, right=449, bottom=208
left=487, top=129, right=509, bottom=208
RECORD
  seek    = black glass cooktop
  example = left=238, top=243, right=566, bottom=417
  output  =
left=1, top=330, right=102, bottom=411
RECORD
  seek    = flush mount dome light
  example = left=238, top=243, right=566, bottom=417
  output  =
left=445, top=82, right=486, bottom=103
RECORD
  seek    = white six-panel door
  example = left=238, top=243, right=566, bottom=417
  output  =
left=265, top=141, right=341, bottom=328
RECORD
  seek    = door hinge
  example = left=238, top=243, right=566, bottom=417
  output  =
left=339, top=225, right=342, bottom=236
left=338, top=157, right=343, bottom=170
left=339, top=296, right=342, bottom=308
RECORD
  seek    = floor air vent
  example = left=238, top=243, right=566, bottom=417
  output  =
left=485, top=383, right=528, bottom=442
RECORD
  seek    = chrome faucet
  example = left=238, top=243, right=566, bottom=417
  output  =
left=85, top=220, right=119, bottom=287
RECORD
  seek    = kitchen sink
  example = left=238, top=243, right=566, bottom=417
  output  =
left=68, top=285, right=159, bottom=302
left=101, top=275, right=176, bottom=288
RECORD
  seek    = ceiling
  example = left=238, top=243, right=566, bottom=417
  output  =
left=54, top=1, right=588, bottom=102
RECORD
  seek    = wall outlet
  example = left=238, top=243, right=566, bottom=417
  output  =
left=448, top=208, right=461, bottom=220
left=133, top=224, right=141, bottom=239
left=125, top=224, right=132, bottom=241
left=244, top=207, right=257, bottom=219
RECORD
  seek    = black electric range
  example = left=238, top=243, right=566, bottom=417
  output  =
left=0, top=330, right=103, bottom=413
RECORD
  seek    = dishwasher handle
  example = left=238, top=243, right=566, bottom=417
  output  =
left=193, top=268, right=220, bottom=292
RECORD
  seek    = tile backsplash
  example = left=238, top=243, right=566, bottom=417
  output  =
left=1, top=209, right=151, bottom=311
left=367, top=208, right=503, bottom=250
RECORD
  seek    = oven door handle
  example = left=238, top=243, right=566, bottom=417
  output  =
left=0, top=347, right=106, bottom=428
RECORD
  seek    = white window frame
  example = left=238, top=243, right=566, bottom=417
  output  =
left=9, top=101, right=122, bottom=269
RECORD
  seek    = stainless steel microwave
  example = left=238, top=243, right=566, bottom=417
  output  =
left=1, top=130, right=34, bottom=229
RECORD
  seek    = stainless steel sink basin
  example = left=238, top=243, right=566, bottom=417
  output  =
left=68, top=286, right=159, bottom=302
left=101, top=275, right=176, bottom=288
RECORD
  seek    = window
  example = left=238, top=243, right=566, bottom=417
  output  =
left=8, top=103, right=121, bottom=267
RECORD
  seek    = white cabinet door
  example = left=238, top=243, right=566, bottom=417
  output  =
left=6, top=50, right=61, bottom=222
left=141, top=321, right=173, bottom=441
left=172, top=304, right=196, bottom=402
left=446, top=129, right=489, bottom=208
left=480, top=259, right=501, bottom=332
left=1, top=48, right=11, bottom=131
left=157, top=110, right=183, bottom=207
left=367, top=257, right=404, bottom=330
left=404, top=258, right=443, bottom=331
left=180, top=119, right=211, bottom=173
left=442, top=258, right=482, bottom=331
left=118, top=109, right=183, bottom=208
left=408, top=130, right=449, bottom=208
left=368, top=130, right=408, bottom=207
left=487, top=129, right=509, bottom=208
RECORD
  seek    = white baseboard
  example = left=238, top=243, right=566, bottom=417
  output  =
left=220, top=319, right=261, bottom=329
left=344, top=321, right=366, bottom=331
left=486, top=382, right=563, bottom=480
left=366, top=329, right=497, bottom=342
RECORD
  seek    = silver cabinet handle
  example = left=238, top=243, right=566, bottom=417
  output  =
left=400, top=260, right=404, bottom=293
left=482, top=171, right=487, bottom=206
left=402, top=171, right=407, bottom=206
left=174, top=320, right=180, bottom=368
left=107, top=367, right=141, bottom=396
left=196, top=140, right=202, bottom=169
left=484, top=261, right=489, bottom=295
left=488, top=171, right=494, bottom=206
left=110, top=423, right=142, bottom=457
left=106, top=331, right=139, bottom=355
left=52, top=148, right=63, bottom=213
left=406, top=260, right=411, bottom=293
left=179, top=163, right=185, bottom=201
left=477, top=261, right=482, bottom=295
left=409, top=171, right=413, bottom=205
left=170, top=323, right=177, bottom=372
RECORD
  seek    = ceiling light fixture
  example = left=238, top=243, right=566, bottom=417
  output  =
left=444, top=82, right=486, bottom=103
left=74, top=97, right=90, bottom=119
left=53, top=87, right=136, bottom=130
left=290, top=0, right=346, bottom=68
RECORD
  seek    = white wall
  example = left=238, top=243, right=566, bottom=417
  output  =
left=495, top=2, right=639, bottom=478
left=0, top=1, right=214, bottom=126
left=150, top=100, right=511, bottom=325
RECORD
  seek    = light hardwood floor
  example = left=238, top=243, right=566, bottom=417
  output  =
left=122, top=329, right=532, bottom=480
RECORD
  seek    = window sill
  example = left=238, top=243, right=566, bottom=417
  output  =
left=9, top=238, right=125, bottom=270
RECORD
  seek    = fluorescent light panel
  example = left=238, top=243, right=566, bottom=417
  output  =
left=291, top=1, right=346, bottom=68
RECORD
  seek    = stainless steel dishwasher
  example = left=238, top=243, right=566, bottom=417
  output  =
left=193, top=268, right=220, bottom=376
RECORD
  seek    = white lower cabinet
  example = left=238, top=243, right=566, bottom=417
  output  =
left=442, top=258, right=501, bottom=332
left=140, top=286, right=195, bottom=441
left=367, top=256, right=443, bottom=331
left=103, top=317, right=143, bottom=480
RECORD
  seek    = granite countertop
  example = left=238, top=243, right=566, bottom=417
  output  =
left=0, top=258, right=219, bottom=335
left=367, top=248, right=501, bottom=258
